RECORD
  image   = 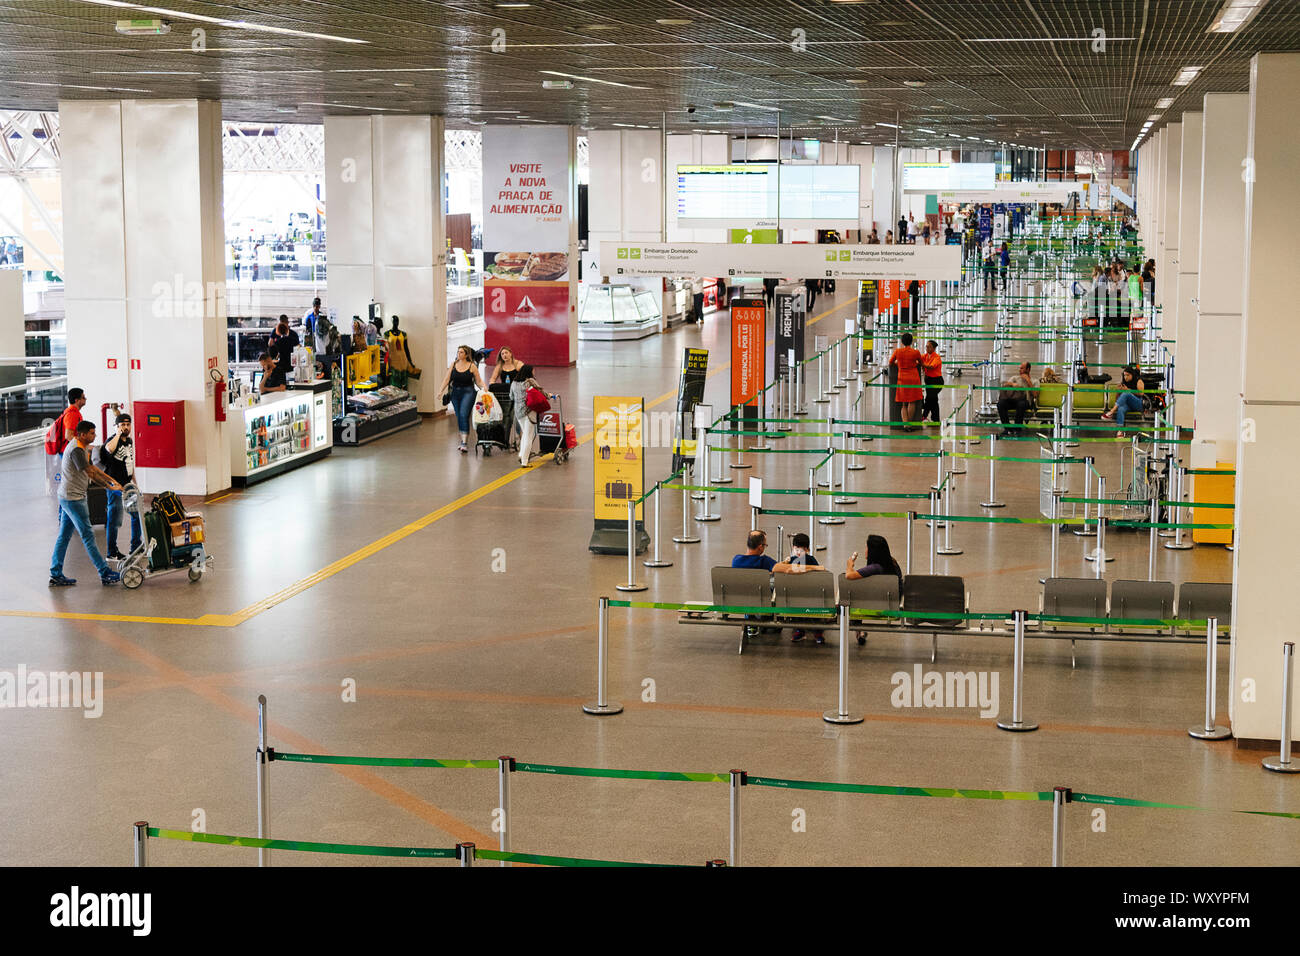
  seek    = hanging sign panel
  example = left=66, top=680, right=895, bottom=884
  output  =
left=483, top=125, right=573, bottom=366
left=601, top=242, right=960, bottom=281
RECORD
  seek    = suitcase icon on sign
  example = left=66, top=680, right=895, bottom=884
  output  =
left=605, top=480, right=632, bottom=500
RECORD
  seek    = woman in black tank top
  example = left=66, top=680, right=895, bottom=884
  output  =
left=437, top=345, right=485, bottom=453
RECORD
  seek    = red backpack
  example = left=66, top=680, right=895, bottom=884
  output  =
left=44, top=409, right=72, bottom=455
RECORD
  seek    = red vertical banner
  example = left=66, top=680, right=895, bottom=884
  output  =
left=730, top=301, right=766, bottom=409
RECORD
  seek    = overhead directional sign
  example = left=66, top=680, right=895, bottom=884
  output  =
left=600, top=242, right=961, bottom=281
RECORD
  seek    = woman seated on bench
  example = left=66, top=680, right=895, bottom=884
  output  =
left=845, top=534, right=904, bottom=584
left=1101, top=366, right=1145, bottom=431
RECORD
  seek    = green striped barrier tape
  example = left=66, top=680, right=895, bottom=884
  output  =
left=272, top=752, right=497, bottom=769
left=1159, top=500, right=1233, bottom=509
left=1071, top=793, right=1300, bottom=821
left=146, top=828, right=458, bottom=858
left=760, top=508, right=911, bottom=520
left=612, top=600, right=836, bottom=616
left=1111, top=520, right=1234, bottom=530
left=517, top=762, right=730, bottom=783
left=474, top=848, right=683, bottom=867
left=746, top=777, right=1052, bottom=801
left=1184, top=468, right=1235, bottom=476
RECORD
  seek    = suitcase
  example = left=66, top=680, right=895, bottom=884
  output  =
left=144, top=510, right=172, bottom=571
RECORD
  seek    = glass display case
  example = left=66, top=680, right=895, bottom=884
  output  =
left=578, top=283, right=662, bottom=341
left=229, top=380, right=333, bottom=486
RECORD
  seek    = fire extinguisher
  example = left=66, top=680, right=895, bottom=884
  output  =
left=211, top=369, right=226, bottom=422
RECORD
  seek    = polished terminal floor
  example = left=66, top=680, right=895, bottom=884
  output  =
left=2, top=282, right=1286, bottom=868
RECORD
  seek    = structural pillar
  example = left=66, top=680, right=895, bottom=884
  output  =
left=586, top=129, right=664, bottom=286
left=324, top=114, right=447, bottom=411
left=1158, top=123, right=1182, bottom=317
left=1231, top=52, right=1300, bottom=745
left=1193, top=94, right=1249, bottom=461
left=60, top=98, right=229, bottom=496
left=1172, top=112, right=1202, bottom=429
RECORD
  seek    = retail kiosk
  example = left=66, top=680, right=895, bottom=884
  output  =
left=230, top=380, right=333, bottom=487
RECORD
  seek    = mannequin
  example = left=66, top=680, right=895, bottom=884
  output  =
left=385, top=315, right=420, bottom=387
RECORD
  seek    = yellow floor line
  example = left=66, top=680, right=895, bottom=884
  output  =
left=2, top=301, right=848, bottom=628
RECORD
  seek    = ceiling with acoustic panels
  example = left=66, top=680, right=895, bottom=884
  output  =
left=0, top=0, right=1296, bottom=148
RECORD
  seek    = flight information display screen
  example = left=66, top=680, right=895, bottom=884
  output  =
left=676, top=164, right=860, bottom=227
left=902, top=162, right=995, bottom=192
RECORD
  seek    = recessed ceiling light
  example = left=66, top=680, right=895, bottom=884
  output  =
left=539, top=70, right=644, bottom=89
left=1147, top=113, right=1162, bottom=121
left=876, top=20, right=907, bottom=26
left=495, top=3, right=532, bottom=7
left=876, top=121, right=899, bottom=128
left=1172, top=66, right=1203, bottom=85
left=916, top=128, right=936, bottom=133
left=1208, top=0, right=1267, bottom=33
left=1155, top=97, right=1175, bottom=109
left=655, top=18, right=693, bottom=25
left=584, top=23, right=618, bottom=30
left=77, top=0, right=366, bottom=43
left=903, top=80, right=925, bottom=87
left=394, top=81, right=414, bottom=87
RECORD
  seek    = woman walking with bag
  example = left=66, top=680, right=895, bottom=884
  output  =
left=511, top=365, right=545, bottom=466
left=437, top=345, right=486, bottom=454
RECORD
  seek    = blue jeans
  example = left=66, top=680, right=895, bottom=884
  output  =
left=51, top=497, right=109, bottom=579
left=106, top=489, right=142, bottom=555
left=1114, top=391, right=1143, bottom=426
left=451, top=385, right=476, bottom=436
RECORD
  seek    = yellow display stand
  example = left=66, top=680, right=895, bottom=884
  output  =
left=345, top=345, right=380, bottom=386
left=1192, top=462, right=1235, bottom=545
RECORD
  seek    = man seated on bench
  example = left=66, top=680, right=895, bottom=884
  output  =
left=730, top=530, right=811, bottom=639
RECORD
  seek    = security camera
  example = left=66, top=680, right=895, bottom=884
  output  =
left=687, top=105, right=697, bottom=114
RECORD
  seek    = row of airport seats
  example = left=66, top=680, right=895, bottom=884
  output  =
left=1035, top=381, right=1148, bottom=420
left=692, top=568, right=1229, bottom=659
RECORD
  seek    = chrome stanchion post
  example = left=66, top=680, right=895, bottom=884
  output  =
left=928, top=487, right=938, bottom=573
left=583, top=596, right=623, bottom=715
left=644, top=482, right=672, bottom=567
left=616, top=499, right=647, bottom=592
left=1189, top=618, right=1230, bottom=740
left=816, top=350, right=829, bottom=404
left=1047, top=489, right=1060, bottom=580
left=695, top=435, right=721, bottom=522
left=675, top=465, right=700, bottom=543
left=1050, top=787, right=1070, bottom=867
left=1147, top=492, right=1158, bottom=581
left=981, top=436, right=1005, bottom=508
left=1074, top=457, right=1096, bottom=537
left=997, top=610, right=1039, bottom=732
left=1262, top=642, right=1300, bottom=773
left=835, top=429, right=852, bottom=501
left=808, top=466, right=825, bottom=549
left=256, top=693, right=271, bottom=867
left=824, top=603, right=865, bottom=725
left=1165, top=460, right=1192, bottom=550
left=906, top=511, right=915, bottom=574
left=133, top=822, right=148, bottom=867
left=729, top=770, right=746, bottom=867
left=457, top=842, right=476, bottom=867
left=497, top=756, right=515, bottom=867
left=938, top=475, right=962, bottom=556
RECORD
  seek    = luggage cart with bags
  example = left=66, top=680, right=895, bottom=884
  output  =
left=115, top=484, right=212, bottom=589
left=474, top=383, right=515, bottom=457
left=535, top=392, right=575, bottom=465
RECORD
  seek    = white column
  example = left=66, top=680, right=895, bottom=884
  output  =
left=1232, top=53, right=1300, bottom=745
left=586, top=129, right=662, bottom=283
left=324, top=114, right=446, bottom=411
left=1194, top=94, right=1249, bottom=461
left=60, top=98, right=229, bottom=496
left=873, top=147, right=895, bottom=238
left=1172, top=112, right=1202, bottom=429
left=847, top=145, right=874, bottom=236
left=1158, top=123, right=1181, bottom=313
